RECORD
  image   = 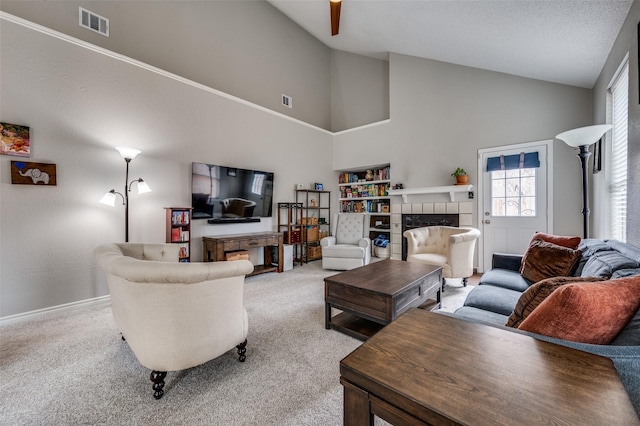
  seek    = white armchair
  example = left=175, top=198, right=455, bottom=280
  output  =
left=320, top=213, right=371, bottom=270
left=94, top=243, right=254, bottom=399
left=403, top=226, right=480, bottom=289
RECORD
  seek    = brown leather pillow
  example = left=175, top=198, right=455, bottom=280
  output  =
left=506, top=276, right=604, bottom=328
left=520, top=239, right=581, bottom=283
left=520, top=232, right=581, bottom=273
left=518, top=276, right=640, bottom=344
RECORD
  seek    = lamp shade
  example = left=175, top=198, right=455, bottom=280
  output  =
left=555, top=124, right=612, bottom=148
left=99, top=190, right=117, bottom=206
left=137, top=180, right=152, bottom=194
left=115, top=146, right=141, bottom=160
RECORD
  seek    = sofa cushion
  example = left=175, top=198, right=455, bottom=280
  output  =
left=479, top=268, right=531, bottom=292
left=520, top=240, right=581, bottom=283
left=573, top=239, right=613, bottom=276
left=580, top=251, right=640, bottom=279
left=321, top=244, right=365, bottom=259
left=518, top=276, right=640, bottom=344
left=506, top=276, right=605, bottom=328
left=453, top=306, right=510, bottom=326
left=463, top=284, right=522, bottom=316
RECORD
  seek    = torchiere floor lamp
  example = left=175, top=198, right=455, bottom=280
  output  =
left=555, top=124, right=612, bottom=238
left=99, top=146, right=152, bottom=242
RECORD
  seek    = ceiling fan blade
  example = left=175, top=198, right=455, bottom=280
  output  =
left=330, top=0, right=341, bottom=36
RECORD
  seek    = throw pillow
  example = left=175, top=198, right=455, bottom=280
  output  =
left=520, top=232, right=581, bottom=274
left=505, top=276, right=604, bottom=328
left=529, top=231, right=582, bottom=249
left=518, top=276, right=640, bottom=345
left=520, top=240, right=582, bottom=283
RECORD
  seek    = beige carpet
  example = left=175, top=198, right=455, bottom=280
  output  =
left=0, top=260, right=473, bottom=425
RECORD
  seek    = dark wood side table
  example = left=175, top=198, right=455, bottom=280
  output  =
left=340, top=309, right=639, bottom=425
left=202, top=232, right=283, bottom=277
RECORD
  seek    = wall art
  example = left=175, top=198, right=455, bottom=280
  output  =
left=593, top=138, right=602, bottom=174
left=11, top=161, right=57, bottom=185
left=1, top=122, right=30, bottom=157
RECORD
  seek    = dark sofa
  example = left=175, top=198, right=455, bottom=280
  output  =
left=451, top=238, right=640, bottom=416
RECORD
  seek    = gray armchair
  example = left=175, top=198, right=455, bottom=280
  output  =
left=320, top=213, right=371, bottom=270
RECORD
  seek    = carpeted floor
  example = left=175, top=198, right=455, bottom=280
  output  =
left=0, top=260, right=474, bottom=425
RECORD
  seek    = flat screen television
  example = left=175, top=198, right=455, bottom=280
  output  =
left=191, top=162, right=274, bottom=222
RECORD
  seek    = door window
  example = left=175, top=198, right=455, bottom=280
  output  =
left=490, top=168, right=537, bottom=217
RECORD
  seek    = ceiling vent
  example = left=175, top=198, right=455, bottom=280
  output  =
left=79, top=7, right=109, bottom=37
left=282, top=94, right=293, bottom=109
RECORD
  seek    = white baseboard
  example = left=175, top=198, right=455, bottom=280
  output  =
left=0, top=295, right=111, bottom=325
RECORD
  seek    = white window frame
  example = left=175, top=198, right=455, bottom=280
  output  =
left=605, top=56, right=629, bottom=242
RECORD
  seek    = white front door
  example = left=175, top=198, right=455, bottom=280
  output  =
left=477, top=141, right=553, bottom=272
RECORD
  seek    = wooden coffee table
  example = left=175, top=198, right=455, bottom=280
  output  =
left=324, top=259, right=442, bottom=340
left=340, top=309, right=640, bottom=425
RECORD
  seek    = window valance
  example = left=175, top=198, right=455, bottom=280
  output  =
left=486, top=152, right=540, bottom=172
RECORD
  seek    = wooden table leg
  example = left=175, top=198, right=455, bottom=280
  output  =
left=325, top=302, right=331, bottom=329
left=341, top=378, right=373, bottom=426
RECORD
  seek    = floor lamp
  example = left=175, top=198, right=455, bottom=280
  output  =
left=555, top=124, right=612, bottom=238
left=99, top=147, right=152, bottom=242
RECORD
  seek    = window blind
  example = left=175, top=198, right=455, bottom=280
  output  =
left=608, top=60, right=628, bottom=242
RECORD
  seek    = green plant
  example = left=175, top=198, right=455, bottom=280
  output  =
left=451, top=167, right=467, bottom=177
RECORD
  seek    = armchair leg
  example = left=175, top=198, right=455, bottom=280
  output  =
left=150, top=370, right=167, bottom=400
left=237, top=340, right=247, bottom=362
left=463, top=277, right=468, bottom=287
left=441, top=277, right=446, bottom=293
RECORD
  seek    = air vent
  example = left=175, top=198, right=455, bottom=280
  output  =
left=79, top=7, right=109, bottom=37
left=282, top=94, right=293, bottom=109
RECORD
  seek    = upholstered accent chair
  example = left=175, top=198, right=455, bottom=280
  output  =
left=403, top=226, right=480, bottom=289
left=320, top=213, right=371, bottom=270
left=94, top=243, right=254, bottom=399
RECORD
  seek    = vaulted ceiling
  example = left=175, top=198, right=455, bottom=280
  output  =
left=267, top=0, right=633, bottom=88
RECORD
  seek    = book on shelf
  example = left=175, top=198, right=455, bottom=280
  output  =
left=171, top=228, right=181, bottom=242
left=178, top=243, right=189, bottom=258
left=172, top=210, right=190, bottom=225
left=181, top=231, right=190, bottom=242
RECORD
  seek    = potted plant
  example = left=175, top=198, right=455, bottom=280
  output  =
left=451, top=167, right=469, bottom=185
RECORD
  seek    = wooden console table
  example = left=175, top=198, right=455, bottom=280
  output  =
left=202, top=232, right=283, bottom=277
left=341, top=309, right=639, bottom=425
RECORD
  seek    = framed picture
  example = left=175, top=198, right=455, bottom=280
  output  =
left=11, top=161, right=57, bottom=185
left=314, top=183, right=323, bottom=190
left=593, top=138, right=602, bottom=174
left=1, top=122, right=30, bottom=157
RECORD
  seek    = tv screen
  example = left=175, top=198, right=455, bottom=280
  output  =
left=191, top=162, right=274, bottom=221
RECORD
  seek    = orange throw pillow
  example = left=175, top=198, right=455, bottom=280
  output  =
left=518, top=276, right=640, bottom=344
left=506, top=276, right=604, bottom=328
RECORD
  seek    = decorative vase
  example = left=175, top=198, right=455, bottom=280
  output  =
left=455, top=175, right=469, bottom=185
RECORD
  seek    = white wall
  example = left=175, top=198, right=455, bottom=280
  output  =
left=334, top=53, right=594, bottom=235
left=0, top=16, right=334, bottom=317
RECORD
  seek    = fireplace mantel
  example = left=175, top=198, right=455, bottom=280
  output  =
left=388, top=184, right=473, bottom=202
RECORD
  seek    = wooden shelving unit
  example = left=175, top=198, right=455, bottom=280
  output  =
left=277, top=202, right=303, bottom=266
left=295, top=189, right=331, bottom=262
left=164, top=207, right=192, bottom=262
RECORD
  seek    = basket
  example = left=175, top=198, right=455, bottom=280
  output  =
left=303, top=227, right=319, bottom=241
left=307, top=245, right=322, bottom=259
left=374, top=246, right=390, bottom=258
left=301, top=217, right=319, bottom=225
left=225, top=250, right=250, bottom=261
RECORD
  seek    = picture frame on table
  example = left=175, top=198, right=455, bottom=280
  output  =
left=314, top=183, right=323, bottom=190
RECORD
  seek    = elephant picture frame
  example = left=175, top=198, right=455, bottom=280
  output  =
left=11, top=161, right=57, bottom=185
